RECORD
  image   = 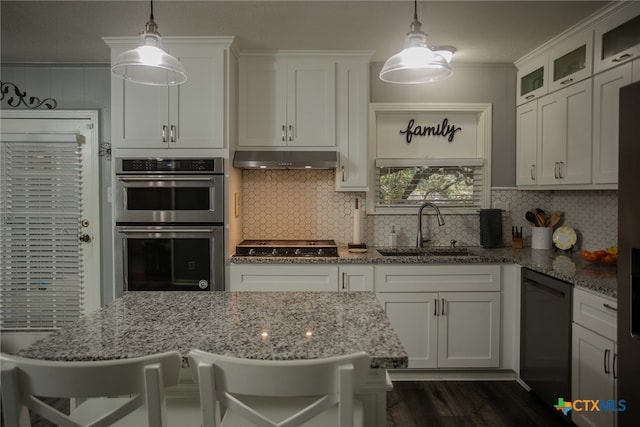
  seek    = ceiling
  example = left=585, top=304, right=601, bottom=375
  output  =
left=1, top=1, right=610, bottom=65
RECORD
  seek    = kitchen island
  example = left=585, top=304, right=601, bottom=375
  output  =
left=19, top=291, right=407, bottom=427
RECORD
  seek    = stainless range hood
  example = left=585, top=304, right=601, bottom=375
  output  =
left=233, top=151, right=338, bottom=169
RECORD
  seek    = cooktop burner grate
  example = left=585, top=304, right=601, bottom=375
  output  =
left=235, top=239, right=339, bottom=257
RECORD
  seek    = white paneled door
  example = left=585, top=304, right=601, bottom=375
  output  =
left=0, top=110, right=101, bottom=340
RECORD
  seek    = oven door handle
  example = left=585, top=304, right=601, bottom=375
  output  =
left=117, top=176, right=215, bottom=182
left=118, top=227, right=216, bottom=233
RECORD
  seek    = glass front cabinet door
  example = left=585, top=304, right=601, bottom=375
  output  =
left=548, top=30, right=593, bottom=93
left=517, top=54, right=549, bottom=105
left=593, top=2, right=640, bottom=74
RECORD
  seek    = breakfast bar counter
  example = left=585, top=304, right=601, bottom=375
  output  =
left=20, top=291, right=406, bottom=427
left=19, top=291, right=407, bottom=369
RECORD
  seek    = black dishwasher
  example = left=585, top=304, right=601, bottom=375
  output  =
left=520, top=268, right=573, bottom=420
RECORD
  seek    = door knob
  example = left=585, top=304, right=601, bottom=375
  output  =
left=79, top=234, right=92, bottom=243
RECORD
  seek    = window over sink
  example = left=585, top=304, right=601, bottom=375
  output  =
left=376, top=158, right=485, bottom=214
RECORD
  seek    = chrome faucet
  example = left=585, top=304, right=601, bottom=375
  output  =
left=416, top=202, right=445, bottom=248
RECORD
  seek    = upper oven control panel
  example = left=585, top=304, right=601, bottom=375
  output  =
left=116, top=158, right=224, bottom=174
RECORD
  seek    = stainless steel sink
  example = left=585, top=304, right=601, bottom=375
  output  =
left=377, top=248, right=472, bottom=257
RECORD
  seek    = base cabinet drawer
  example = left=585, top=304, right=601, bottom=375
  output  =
left=230, top=264, right=338, bottom=291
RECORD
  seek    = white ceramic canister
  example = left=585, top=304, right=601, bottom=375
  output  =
left=531, top=227, right=553, bottom=250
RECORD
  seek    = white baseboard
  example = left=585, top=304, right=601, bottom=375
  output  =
left=388, top=369, right=518, bottom=382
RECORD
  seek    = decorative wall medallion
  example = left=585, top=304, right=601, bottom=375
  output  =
left=0, top=81, right=58, bottom=109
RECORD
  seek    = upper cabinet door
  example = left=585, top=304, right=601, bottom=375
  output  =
left=516, top=102, right=538, bottom=186
left=516, top=54, right=549, bottom=105
left=548, top=29, right=593, bottom=93
left=114, top=79, right=169, bottom=148
left=171, top=44, right=226, bottom=149
left=592, top=63, right=632, bottom=184
left=593, top=1, right=640, bottom=74
left=238, top=57, right=288, bottom=147
left=286, top=60, right=336, bottom=147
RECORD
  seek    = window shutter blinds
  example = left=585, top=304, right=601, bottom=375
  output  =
left=374, top=159, right=485, bottom=211
left=1, top=134, right=84, bottom=330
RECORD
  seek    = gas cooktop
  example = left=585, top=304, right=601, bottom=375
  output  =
left=235, top=239, right=339, bottom=257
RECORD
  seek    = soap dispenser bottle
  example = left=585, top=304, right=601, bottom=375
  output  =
left=389, top=226, right=398, bottom=248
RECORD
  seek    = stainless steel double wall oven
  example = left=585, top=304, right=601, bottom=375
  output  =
left=115, top=158, right=225, bottom=292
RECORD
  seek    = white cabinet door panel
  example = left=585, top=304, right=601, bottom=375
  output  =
left=437, top=292, right=501, bottom=368
left=377, top=292, right=438, bottom=369
left=572, top=324, right=616, bottom=427
left=287, top=61, right=336, bottom=147
left=593, top=63, right=632, bottom=184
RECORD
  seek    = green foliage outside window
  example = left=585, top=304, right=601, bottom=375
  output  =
left=379, top=166, right=476, bottom=206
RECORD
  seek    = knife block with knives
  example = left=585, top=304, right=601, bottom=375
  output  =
left=512, top=226, right=523, bottom=249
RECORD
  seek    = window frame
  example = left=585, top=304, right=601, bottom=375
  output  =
left=366, top=103, right=492, bottom=215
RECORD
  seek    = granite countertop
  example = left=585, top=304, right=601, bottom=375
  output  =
left=18, top=291, right=408, bottom=369
left=231, top=246, right=618, bottom=299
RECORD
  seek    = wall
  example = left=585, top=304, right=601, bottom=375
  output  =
left=0, top=64, right=114, bottom=304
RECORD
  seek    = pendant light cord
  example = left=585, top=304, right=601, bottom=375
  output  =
left=413, top=0, right=418, bottom=21
left=150, top=0, right=154, bottom=21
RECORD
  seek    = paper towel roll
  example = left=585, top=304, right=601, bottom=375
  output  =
left=353, top=199, right=361, bottom=244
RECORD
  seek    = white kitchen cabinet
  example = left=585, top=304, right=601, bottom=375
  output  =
left=593, top=1, right=640, bottom=75
left=536, top=79, right=592, bottom=185
left=375, top=265, right=501, bottom=369
left=377, top=292, right=438, bottom=367
left=572, top=288, right=618, bottom=427
left=516, top=54, right=549, bottom=106
left=238, top=54, right=336, bottom=148
left=229, top=264, right=338, bottom=291
left=572, top=325, right=617, bottom=427
left=106, top=38, right=231, bottom=149
left=516, top=101, right=538, bottom=186
left=338, top=265, right=374, bottom=292
left=335, top=59, right=370, bottom=191
left=547, top=29, right=593, bottom=93
left=592, top=63, right=633, bottom=184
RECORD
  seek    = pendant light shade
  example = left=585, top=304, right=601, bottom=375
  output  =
left=111, top=1, right=187, bottom=86
left=380, top=1, right=455, bottom=84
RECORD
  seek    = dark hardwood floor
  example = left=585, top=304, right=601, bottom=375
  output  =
left=4, top=381, right=571, bottom=427
left=387, top=381, right=572, bottom=427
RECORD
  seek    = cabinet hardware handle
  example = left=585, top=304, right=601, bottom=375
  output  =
left=604, top=349, right=611, bottom=374
left=554, top=162, right=559, bottom=179
left=612, top=53, right=633, bottom=63
left=603, top=303, right=617, bottom=311
left=288, top=125, right=294, bottom=142
left=162, top=125, right=168, bottom=143
left=530, top=165, right=535, bottom=181
left=282, top=125, right=286, bottom=142
left=441, top=298, right=446, bottom=316
left=342, top=272, right=347, bottom=290
left=560, top=78, right=574, bottom=85
left=170, top=125, right=176, bottom=143
left=341, top=165, right=345, bottom=182
left=613, top=353, right=618, bottom=379
left=525, top=94, right=535, bottom=100
left=434, top=299, right=438, bottom=316
left=558, top=161, right=564, bottom=178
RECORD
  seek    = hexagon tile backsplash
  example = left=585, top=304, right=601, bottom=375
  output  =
left=241, top=170, right=617, bottom=250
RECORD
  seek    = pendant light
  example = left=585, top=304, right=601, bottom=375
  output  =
left=379, top=0, right=455, bottom=84
left=111, top=0, right=187, bottom=86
